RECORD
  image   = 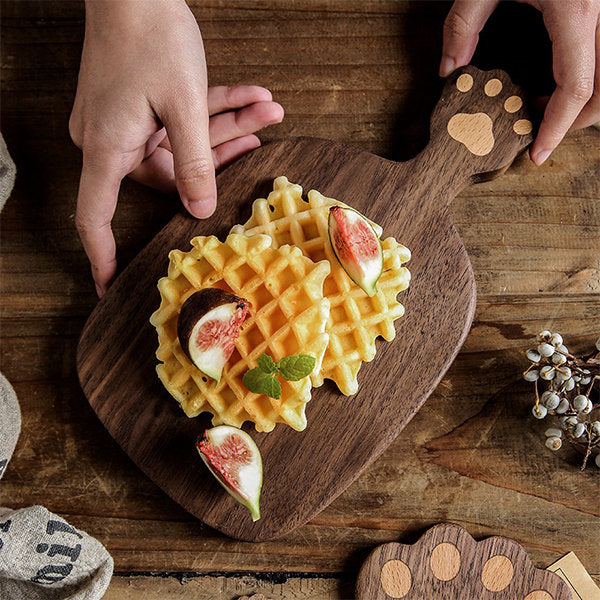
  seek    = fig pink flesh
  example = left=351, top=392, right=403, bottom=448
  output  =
left=331, top=206, right=379, bottom=269
left=195, top=303, right=249, bottom=360
left=197, top=432, right=252, bottom=499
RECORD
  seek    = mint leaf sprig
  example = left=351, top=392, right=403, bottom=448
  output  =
left=242, top=353, right=316, bottom=399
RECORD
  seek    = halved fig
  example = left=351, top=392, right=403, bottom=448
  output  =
left=177, top=288, right=249, bottom=382
left=196, top=425, right=262, bottom=522
left=328, top=206, right=383, bottom=296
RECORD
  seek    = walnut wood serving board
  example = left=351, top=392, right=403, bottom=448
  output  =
left=77, top=67, right=535, bottom=541
left=356, top=523, right=572, bottom=600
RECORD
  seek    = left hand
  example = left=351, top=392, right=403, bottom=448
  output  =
left=439, top=0, right=600, bottom=165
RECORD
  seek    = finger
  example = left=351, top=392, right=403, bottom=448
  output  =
left=530, top=10, right=597, bottom=164
left=440, top=0, right=499, bottom=77
left=145, top=127, right=169, bottom=158
left=75, top=155, right=122, bottom=296
left=207, top=85, right=273, bottom=116
left=159, top=134, right=172, bottom=152
left=128, top=146, right=176, bottom=193
left=212, top=134, right=261, bottom=170
left=159, top=96, right=216, bottom=219
left=571, top=21, right=600, bottom=130
left=209, top=101, right=284, bottom=147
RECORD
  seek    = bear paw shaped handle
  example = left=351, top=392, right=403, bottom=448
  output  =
left=426, top=66, right=536, bottom=183
left=356, top=524, right=571, bottom=600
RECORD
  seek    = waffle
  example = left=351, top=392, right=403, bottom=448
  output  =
left=231, top=177, right=411, bottom=395
left=150, top=233, right=331, bottom=432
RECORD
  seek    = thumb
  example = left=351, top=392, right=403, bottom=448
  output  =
left=440, top=0, right=499, bottom=77
left=161, top=98, right=216, bottom=219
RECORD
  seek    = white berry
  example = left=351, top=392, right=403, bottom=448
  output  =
left=592, top=421, right=600, bottom=436
left=543, top=392, right=560, bottom=410
left=573, top=395, right=589, bottom=411
left=557, top=344, right=569, bottom=354
left=595, top=454, right=600, bottom=468
left=550, top=333, right=563, bottom=346
left=583, top=400, right=593, bottom=414
left=538, top=343, right=555, bottom=357
left=581, top=376, right=592, bottom=385
left=524, top=370, right=539, bottom=382
left=573, top=423, right=586, bottom=438
left=566, top=416, right=579, bottom=426
left=532, top=405, right=548, bottom=419
left=564, top=378, right=575, bottom=391
left=551, top=353, right=567, bottom=365
left=538, top=330, right=552, bottom=340
left=540, top=366, right=556, bottom=380
left=526, top=349, right=542, bottom=363
left=556, top=399, right=570, bottom=414
left=545, top=427, right=562, bottom=438
left=545, top=436, right=562, bottom=451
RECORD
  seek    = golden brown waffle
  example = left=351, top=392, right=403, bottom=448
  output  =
left=150, top=233, right=331, bottom=432
left=231, top=177, right=411, bottom=395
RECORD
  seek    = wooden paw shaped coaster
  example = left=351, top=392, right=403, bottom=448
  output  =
left=356, top=524, right=571, bottom=600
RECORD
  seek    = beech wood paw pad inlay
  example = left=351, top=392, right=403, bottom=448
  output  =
left=442, top=67, right=534, bottom=158
left=356, top=524, right=572, bottom=600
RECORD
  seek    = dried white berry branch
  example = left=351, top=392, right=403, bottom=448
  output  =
left=523, top=332, right=600, bottom=470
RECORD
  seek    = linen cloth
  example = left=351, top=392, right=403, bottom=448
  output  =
left=0, top=136, right=114, bottom=599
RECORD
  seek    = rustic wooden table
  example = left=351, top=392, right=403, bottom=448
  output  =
left=1, top=2, right=598, bottom=599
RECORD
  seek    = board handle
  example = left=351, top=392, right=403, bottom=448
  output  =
left=407, top=66, right=536, bottom=200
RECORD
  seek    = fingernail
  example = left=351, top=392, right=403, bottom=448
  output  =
left=439, top=55, right=456, bottom=78
left=189, top=198, right=216, bottom=218
left=95, top=283, right=105, bottom=297
left=533, top=149, right=551, bottom=166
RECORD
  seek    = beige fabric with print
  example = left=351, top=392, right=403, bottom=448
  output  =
left=0, top=137, right=114, bottom=599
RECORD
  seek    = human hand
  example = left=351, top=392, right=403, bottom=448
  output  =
left=70, top=0, right=284, bottom=296
left=439, top=0, right=600, bottom=165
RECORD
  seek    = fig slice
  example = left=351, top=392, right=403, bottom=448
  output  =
left=177, top=288, right=249, bottom=382
left=328, top=206, right=383, bottom=296
left=196, top=425, right=262, bottom=522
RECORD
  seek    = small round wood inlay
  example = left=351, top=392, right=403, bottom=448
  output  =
left=456, top=73, right=474, bottom=92
left=525, top=592, right=554, bottom=600
left=484, top=78, right=503, bottom=96
left=430, top=542, right=461, bottom=581
left=504, top=95, right=523, bottom=113
left=381, top=559, right=412, bottom=598
left=481, top=555, right=514, bottom=591
left=514, top=119, right=533, bottom=135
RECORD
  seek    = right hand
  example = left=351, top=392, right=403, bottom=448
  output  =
left=70, top=0, right=284, bottom=296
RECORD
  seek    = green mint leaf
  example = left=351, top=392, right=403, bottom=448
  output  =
left=262, top=375, right=281, bottom=400
left=257, top=353, right=278, bottom=374
left=242, top=367, right=281, bottom=399
left=277, top=354, right=316, bottom=381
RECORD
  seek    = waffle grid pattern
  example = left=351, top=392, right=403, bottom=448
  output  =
left=231, top=176, right=411, bottom=395
left=150, top=233, right=330, bottom=432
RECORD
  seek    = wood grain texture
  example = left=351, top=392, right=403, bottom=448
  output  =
left=356, top=524, right=571, bottom=599
left=77, top=66, right=533, bottom=541
left=1, top=0, right=598, bottom=595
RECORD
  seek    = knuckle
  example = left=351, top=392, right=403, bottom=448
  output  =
left=176, top=157, right=214, bottom=183
left=224, top=85, right=236, bottom=106
left=443, top=10, right=471, bottom=40
left=567, top=76, right=594, bottom=102
left=74, top=210, right=109, bottom=234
